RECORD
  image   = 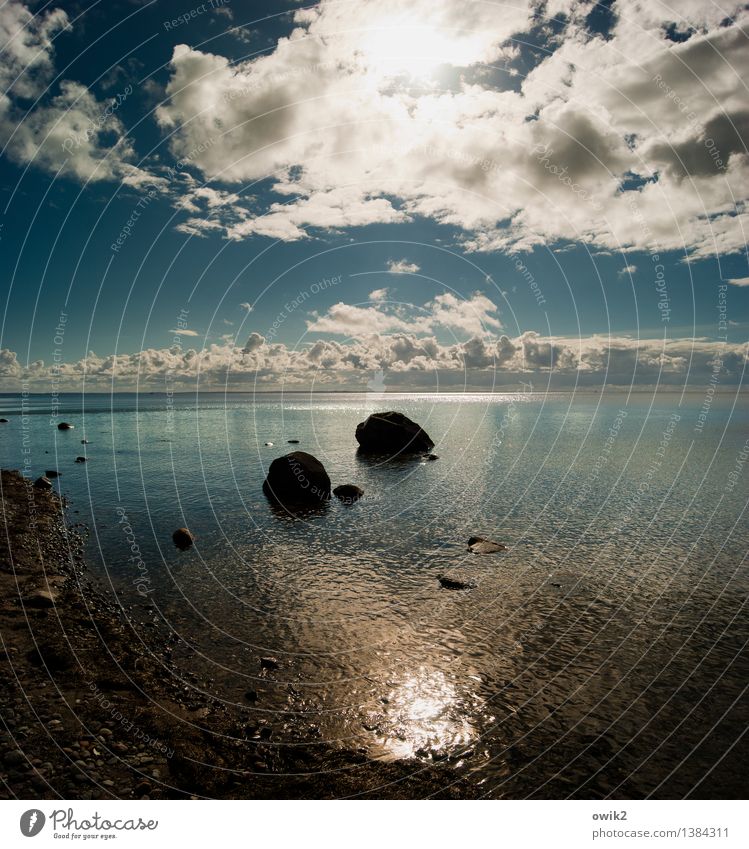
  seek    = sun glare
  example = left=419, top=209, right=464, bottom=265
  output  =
left=358, top=19, right=480, bottom=80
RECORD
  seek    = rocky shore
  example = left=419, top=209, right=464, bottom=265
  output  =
left=0, top=469, right=471, bottom=799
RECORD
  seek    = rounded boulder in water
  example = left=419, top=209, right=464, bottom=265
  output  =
left=172, top=527, right=194, bottom=550
left=263, top=451, right=331, bottom=506
left=333, top=484, right=364, bottom=504
left=355, top=411, right=434, bottom=456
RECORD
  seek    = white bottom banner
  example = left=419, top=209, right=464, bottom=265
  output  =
left=1, top=800, right=745, bottom=849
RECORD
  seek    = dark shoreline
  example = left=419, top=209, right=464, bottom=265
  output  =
left=0, top=469, right=472, bottom=799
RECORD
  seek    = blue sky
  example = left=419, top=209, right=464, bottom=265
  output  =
left=1, top=0, right=747, bottom=389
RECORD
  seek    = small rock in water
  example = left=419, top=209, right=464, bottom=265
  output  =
left=426, top=454, right=439, bottom=461
left=33, top=476, right=53, bottom=490
left=264, top=442, right=274, bottom=447
left=438, top=574, right=476, bottom=591
left=260, top=656, right=279, bottom=671
left=172, top=527, right=194, bottom=550
left=467, top=536, right=506, bottom=554
left=57, top=422, right=74, bottom=430
left=45, top=470, right=61, bottom=478
left=0, top=418, right=8, bottom=423
left=287, top=439, right=300, bottom=444
left=81, top=439, right=90, bottom=444
left=74, top=456, right=87, bottom=464
left=333, top=484, right=364, bottom=504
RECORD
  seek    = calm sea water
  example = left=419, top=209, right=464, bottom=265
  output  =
left=1, top=390, right=747, bottom=798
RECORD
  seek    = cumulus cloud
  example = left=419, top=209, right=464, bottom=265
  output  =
left=0, top=1, right=69, bottom=102
left=1, top=333, right=744, bottom=392
left=307, top=291, right=501, bottom=337
left=387, top=259, right=420, bottom=274
left=242, top=332, right=265, bottom=353
left=369, top=288, right=390, bottom=301
left=618, top=264, right=638, bottom=276
left=3, top=0, right=748, bottom=265
left=146, top=0, right=749, bottom=258
left=239, top=302, right=254, bottom=312
left=727, top=277, right=749, bottom=287
left=0, top=3, right=152, bottom=184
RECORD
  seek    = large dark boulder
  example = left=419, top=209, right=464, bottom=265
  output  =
left=263, top=451, right=331, bottom=506
left=355, top=411, right=434, bottom=456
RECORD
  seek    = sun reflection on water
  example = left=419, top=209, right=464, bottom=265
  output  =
left=363, top=666, right=482, bottom=760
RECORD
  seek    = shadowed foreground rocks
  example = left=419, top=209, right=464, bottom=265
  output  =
left=0, top=469, right=469, bottom=800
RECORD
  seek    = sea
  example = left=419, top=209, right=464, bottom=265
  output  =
left=1, top=389, right=747, bottom=798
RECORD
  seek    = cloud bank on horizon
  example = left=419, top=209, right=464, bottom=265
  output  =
left=0, top=0, right=747, bottom=390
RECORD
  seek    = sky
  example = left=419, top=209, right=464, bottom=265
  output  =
left=0, top=0, right=747, bottom=391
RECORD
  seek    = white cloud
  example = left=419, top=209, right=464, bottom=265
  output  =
left=369, top=288, right=390, bottom=301
left=726, top=277, right=749, bottom=287
left=307, top=291, right=501, bottom=337
left=239, top=302, right=253, bottom=312
left=618, top=264, right=638, bottom=276
left=0, top=4, right=151, bottom=185
left=386, top=259, right=420, bottom=274
left=4, top=0, right=749, bottom=263
left=169, top=328, right=200, bottom=337
left=2, top=332, right=744, bottom=391
left=149, top=0, right=749, bottom=258
left=0, top=2, right=69, bottom=101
